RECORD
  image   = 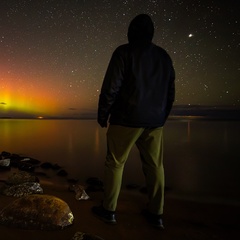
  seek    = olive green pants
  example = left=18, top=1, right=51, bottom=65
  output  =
left=103, top=125, right=165, bottom=215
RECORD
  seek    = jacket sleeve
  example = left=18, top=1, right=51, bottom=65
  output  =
left=165, top=61, right=175, bottom=121
left=98, top=49, right=125, bottom=126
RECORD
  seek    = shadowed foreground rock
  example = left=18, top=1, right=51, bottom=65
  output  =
left=72, top=232, right=105, bottom=240
left=0, top=194, right=74, bottom=230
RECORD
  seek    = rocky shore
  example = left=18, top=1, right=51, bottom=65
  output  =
left=0, top=151, right=239, bottom=240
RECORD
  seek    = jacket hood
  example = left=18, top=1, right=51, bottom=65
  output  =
left=127, top=14, right=154, bottom=45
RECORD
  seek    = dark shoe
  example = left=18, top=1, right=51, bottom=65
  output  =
left=92, top=205, right=117, bottom=224
left=142, top=209, right=164, bottom=229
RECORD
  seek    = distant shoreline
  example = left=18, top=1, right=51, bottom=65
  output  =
left=1, top=115, right=240, bottom=121
left=168, top=115, right=240, bottom=121
left=1, top=105, right=240, bottom=120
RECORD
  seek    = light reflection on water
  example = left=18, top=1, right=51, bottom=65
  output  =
left=1, top=119, right=239, bottom=203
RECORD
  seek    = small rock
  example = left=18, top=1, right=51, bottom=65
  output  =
left=57, top=169, right=68, bottom=177
left=1, top=151, right=11, bottom=158
left=2, top=182, right=43, bottom=198
left=40, top=162, right=53, bottom=169
left=0, top=158, right=11, bottom=167
left=69, top=184, right=90, bottom=200
left=20, top=157, right=41, bottom=165
left=7, top=171, right=38, bottom=185
left=18, top=162, right=35, bottom=172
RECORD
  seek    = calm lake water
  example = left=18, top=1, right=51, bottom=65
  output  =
left=1, top=118, right=239, bottom=204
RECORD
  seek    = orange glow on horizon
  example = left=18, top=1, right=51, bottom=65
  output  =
left=0, top=75, right=61, bottom=116
left=0, top=70, right=97, bottom=118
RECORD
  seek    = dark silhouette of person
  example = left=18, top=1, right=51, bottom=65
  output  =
left=92, top=14, right=175, bottom=229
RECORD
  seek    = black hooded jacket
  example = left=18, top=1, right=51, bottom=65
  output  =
left=98, top=14, right=175, bottom=127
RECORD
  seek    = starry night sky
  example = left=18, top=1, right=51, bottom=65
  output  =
left=0, top=0, right=239, bottom=118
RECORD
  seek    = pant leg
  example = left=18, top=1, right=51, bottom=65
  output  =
left=103, top=125, right=144, bottom=211
left=136, top=127, right=165, bottom=215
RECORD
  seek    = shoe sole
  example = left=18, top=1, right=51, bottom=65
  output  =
left=92, top=208, right=117, bottom=225
left=142, top=210, right=164, bottom=229
left=94, top=214, right=117, bottom=225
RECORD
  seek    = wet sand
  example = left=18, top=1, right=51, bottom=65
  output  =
left=0, top=178, right=239, bottom=240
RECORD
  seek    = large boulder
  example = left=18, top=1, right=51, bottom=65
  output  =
left=0, top=194, right=74, bottom=230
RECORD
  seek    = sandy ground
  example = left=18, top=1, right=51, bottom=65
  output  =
left=0, top=177, right=240, bottom=240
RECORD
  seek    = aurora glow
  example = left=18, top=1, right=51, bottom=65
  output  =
left=0, top=0, right=239, bottom=118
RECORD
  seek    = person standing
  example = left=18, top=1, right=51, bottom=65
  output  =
left=92, top=14, right=175, bottom=229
